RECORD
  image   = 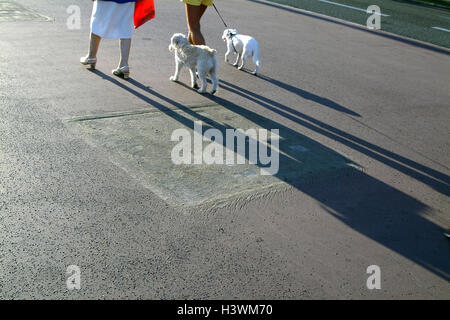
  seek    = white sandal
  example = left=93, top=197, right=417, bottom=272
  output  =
left=112, top=66, right=130, bottom=79
left=80, top=56, right=97, bottom=69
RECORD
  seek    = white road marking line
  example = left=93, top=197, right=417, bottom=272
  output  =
left=432, top=26, right=450, bottom=32
left=318, top=0, right=390, bottom=17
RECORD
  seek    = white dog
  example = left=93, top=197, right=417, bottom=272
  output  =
left=222, top=29, right=261, bottom=75
left=169, top=33, right=218, bottom=94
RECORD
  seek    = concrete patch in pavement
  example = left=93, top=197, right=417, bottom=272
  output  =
left=66, top=104, right=355, bottom=208
left=0, top=1, right=51, bottom=22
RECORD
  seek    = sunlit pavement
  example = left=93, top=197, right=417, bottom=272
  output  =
left=0, top=0, right=449, bottom=299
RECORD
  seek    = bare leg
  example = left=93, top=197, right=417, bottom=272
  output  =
left=80, top=32, right=101, bottom=68
left=87, top=32, right=101, bottom=59
left=111, top=38, right=132, bottom=78
left=185, top=4, right=207, bottom=45
left=118, top=38, right=131, bottom=69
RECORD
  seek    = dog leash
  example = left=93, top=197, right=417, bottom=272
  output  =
left=212, top=3, right=228, bottom=28
left=212, top=3, right=238, bottom=54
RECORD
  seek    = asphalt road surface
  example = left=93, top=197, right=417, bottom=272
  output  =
left=263, top=0, right=450, bottom=48
left=0, top=0, right=449, bottom=299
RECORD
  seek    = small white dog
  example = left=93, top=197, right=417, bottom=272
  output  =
left=222, top=29, right=261, bottom=75
left=169, top=33, right=218, bottom=94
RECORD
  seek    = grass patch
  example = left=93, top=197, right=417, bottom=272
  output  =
left=411, top=0, right=450, bottom=8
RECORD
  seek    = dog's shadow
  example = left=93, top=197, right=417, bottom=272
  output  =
left=221, top=69, right=361, bottom=117
left=199, top=68, right=360, bottom=118
left=171, top=78, right=217, bottom=95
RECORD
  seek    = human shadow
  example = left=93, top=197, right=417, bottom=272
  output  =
left=248, top=0, right=450, bottom=55
left=88, top=70, right=353, bottom=184
left=219, top=79, right=450, bottom=197
left=89, top=69, right=450, bottom=282
left=202, top=87, right=450, bottom=283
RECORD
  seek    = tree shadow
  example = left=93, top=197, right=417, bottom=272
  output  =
left=89, top=69, right=450, bottom=282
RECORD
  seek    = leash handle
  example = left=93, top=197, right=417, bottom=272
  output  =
left=212, top=3, right=228, bottom=28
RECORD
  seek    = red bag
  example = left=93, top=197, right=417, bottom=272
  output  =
left=134, top=0, right=155, bottom=29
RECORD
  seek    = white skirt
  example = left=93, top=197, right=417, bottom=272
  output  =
left=90, top=1, right=134, bottom=39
